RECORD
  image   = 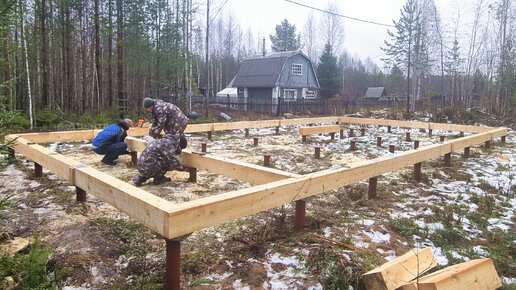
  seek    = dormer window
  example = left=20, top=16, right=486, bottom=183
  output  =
left=292, top=63, right=302, bottom=75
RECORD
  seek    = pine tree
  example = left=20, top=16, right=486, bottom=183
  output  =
left=269, top=19, right=301, bottom=52
left=317, top=43, right=341, bottom=100
left=382, top=0, right=421, bottom=115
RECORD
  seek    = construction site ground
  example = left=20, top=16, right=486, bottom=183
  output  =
left=0, top=112, right=515, bottom=289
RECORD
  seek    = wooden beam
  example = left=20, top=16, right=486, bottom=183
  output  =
left=7, top=136, right=83, bottom=182
left=17, top=130, right=95, bottom=143
left=299, top=125, right=340, bottom=136
left=163, top=139, right=460, bottom=238
left=399, top=258, right=502, bottom=290
left=362, top=248, right=437, bottom=290
left=74, top=166, right=174, bottom=237
left=125, top=137, right=301, bottom=184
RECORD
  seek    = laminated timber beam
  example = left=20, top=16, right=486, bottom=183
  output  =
left=299, top=125, right=340, bottom=136
left=398, top=258, right=502, bottom=290
left=125, top=137, right=301, bottom=185
left=362, top=247, right=437, bottom=290
left=163, top=129, right=502, bottom=238
left=14, top=117, right=502, bottom=141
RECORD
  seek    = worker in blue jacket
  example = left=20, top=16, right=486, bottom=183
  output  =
left=92, top=119, right=132, bottom=165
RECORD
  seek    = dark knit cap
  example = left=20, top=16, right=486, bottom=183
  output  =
left=179, top=136, right=187, bottom=149
left=143, top=98, right=155, bottom=109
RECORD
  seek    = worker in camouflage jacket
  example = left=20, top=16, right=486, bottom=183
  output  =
left=133, top=134, right=187, bottom=186
left=142, top=98, right=188, bottom=138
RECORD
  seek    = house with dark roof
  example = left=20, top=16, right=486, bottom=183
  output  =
left=364, top=87, right=387, bottom=100
left=228, top=51, right=320, bottom=112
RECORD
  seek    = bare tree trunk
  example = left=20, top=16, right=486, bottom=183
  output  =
left=108, top=0, right=113, bottom=107
left=2, top=0, right=11, bottom=107
left=41, top=0, right=49, bottom=108
left=94, top=0, right=101, bottom=110
left=205, top=0, right=209, bottom=117
left=116, top=0, right=124, bottom=117
left=19, top=0, right=33, bottom=128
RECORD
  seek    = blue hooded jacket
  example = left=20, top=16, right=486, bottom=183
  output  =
left=92, top=119, right=129, bottom=148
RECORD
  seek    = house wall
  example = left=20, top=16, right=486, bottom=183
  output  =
left=248, top=88, right=273, bottom=101
left=277, top=54, right=319, bottom=90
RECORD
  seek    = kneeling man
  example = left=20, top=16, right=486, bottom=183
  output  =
left=133, top=134, right=187, bottom=186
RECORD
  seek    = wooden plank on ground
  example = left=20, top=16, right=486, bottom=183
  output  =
left=362, top=248, right=437, bottom=290
left=399, top=258, right=502, bottom=290
left=74, top=166, right=173, bottom=237
left=299, top=125, right=340, bottom=136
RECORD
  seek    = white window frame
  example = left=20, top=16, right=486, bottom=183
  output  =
left=292, top=63, right=302, bottom=75
left=284, top=89, right=297, bottom=101
left=305, top=90, right=316, bottom=99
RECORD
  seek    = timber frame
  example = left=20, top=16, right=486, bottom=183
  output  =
left=5, top=117, right=507, bottom=239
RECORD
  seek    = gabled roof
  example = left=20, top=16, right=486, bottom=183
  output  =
left=364, top=87, right=386, bottom=99
left=232, top=51, right=310, bottom=88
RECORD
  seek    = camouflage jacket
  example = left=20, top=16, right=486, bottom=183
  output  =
left=137, top=134, right=185, bottom=178
left=149, top=99, right=188, bottom=138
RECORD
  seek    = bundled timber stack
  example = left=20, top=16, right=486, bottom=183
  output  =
left=363, top=248, right=502, bottom=290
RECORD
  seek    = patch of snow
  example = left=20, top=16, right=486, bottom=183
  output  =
left=232, top=279, right=250, bottom=290
left=450, top=251, right=470, bottom=262
left=363, top=230, right=390, bottom=243
left=502, top=277, right=516, bottom=285
left=472, top=245, right=489, bottom=257
left=359, top=219, right=375, bottom=226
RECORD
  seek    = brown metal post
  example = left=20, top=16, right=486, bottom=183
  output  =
left=460, top=131, right=464, bottom=137
left=330, top=132, right=335, bottom=140
left=201, top=142, right=207, bottom=153
left=368, top=177, right=378, bottom=199
left=294, top=200, right=306, bottom=230
left=361, top=128, right=365, bottom=136
left=130, top=152, right=138, bottom=166
left=444, top=153, right=451, bottom=166
left=406, top=132, right=411, bottom=141
left=207, top=131, right=212, bottom=141
left=377, top=136, right=382, bottom=147
left=314, top=146, right=322, bottom=159
left=264, top=154, right=271, bottom=167
left=464, top=147, right=470, bottom=157
left=254, top=137, right=259, bottom=146
left=413, top=163, right=421, bottom=182
left=485, top=140, right=490, bottom=149
left=440, top=136, right=445, bottom=142
left=340, top=129, right=344, bottom=139
left=389, top=144, right=395, bottom=153
left=501, top=136, right=506, bottom=143
left=76, top=187, right=86, bottom=202
left=350, top=140, right=356, bottom=151
left=188, top=167, right=197, bottom=183
left=428, top=129, right=433, bottom=137
left=275, top=126, right=279, bottom=135
left=9, top=148, right=15, bottom=159
left=414, top=140, right=420, bottom=149
left=166, top=239, right=181, bottom=290
left=387, top=126, right=391, bottom=133
left=35, top=162, right=43, bottom=177
left=302, top=135, right=307, bottom=143
left=245, top=129, right=249, bottom=138
left=349, top=129, right=354, bottom=137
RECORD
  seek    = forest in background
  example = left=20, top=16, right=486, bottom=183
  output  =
left=0, top=0, right=515, bottom=129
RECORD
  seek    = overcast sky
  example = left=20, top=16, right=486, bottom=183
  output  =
left=218, top=0, right=476, bottom=64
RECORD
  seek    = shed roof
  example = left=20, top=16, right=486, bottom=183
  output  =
left=232, top=51, right=302, bottom=87
left=364, top=87, right=386, bottom=99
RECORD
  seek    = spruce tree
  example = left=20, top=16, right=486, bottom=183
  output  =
left=317, top=43, right=341, bottom=100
